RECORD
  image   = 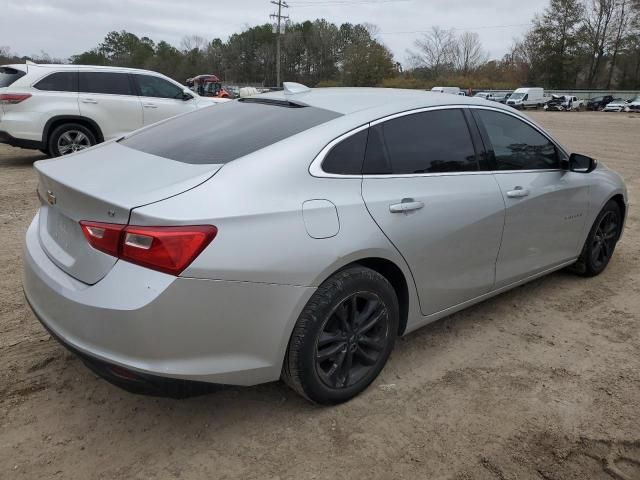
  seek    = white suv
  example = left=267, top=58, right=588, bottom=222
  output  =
left=0, top=63, right=226, bottom=156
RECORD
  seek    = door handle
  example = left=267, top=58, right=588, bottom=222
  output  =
left=506, top=186, right=530, bottom=198
left=81, top=98, right=98, bottom=104
left=143, top=103, right=158, bottom=108
left=389, top=199, right=425, bottom=214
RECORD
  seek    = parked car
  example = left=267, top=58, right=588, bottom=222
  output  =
left=493, top=92, right=512, bottom=103
left=586, top=95, right=614, bottom=111
left=474, top=92, right=505, bottom=102
left=0, top=63, right=227, bottom=157
left=489, top=92, right=513, bottom=104
left=506, top=87, right=545, bottom=109
left=603, top=98, right=629, bottom=112
left=431, top=86, right=464, bottom=95
left=544, top=95, right=585, bottom=111
left=624, top=96, right=640, bottom=112
left=23, top=85, right=627, bottom=404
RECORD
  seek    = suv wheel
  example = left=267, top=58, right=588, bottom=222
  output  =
left=48, top=123, right=96, bottom=157
left=282, top=266, right=399, bottom=404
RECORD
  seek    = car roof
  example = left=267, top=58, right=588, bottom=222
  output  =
left=257, top=87, right=512, bottom=116
left=2, top=63, right=166, bottom=76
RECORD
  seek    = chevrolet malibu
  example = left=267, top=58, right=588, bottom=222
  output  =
left=23, top=85, right=628, bottom=404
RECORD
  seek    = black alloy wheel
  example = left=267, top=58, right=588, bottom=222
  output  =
left=315, top=292, right=389, bottom=389
left=590, top=210, right=620, bottom=271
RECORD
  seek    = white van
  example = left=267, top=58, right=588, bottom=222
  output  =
left=506, top=87, right=545, bottom=109
left=431, top=86, right=463, bottom=96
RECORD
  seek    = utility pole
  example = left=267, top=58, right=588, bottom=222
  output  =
left=270, top=0, right=289, bottom=87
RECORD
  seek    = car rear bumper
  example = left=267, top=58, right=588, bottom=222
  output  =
left=0, top=130, right=43, bottom=149
left=23, top=214, right=315, bottom=388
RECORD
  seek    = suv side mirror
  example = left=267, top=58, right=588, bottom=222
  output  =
left=182, top=91, right=194, bottom=101
left=569, top=153, right=597, bottom=173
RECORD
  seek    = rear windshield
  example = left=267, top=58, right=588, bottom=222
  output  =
left=120, top=99, right=341, bottom=164
left=0, top=67, right=26, bottom=87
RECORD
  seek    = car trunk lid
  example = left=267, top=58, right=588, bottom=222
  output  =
left=34, top=142, right=222, bottom=284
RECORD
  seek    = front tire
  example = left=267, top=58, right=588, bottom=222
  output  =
left=48, top=123, right=96, bottom=157
left=282, top=266, right=399, bottom=404
left=571, top=200, right=622, bottom=277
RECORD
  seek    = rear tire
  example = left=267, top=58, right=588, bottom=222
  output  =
left=48, top=123, right=96, bottom=157
left=282, top=266, right=399, bottom=404
left=570, top=200, right=622, bottom=277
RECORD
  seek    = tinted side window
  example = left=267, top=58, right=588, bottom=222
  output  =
left=363, top=109, right=478, bottom=175
left=0, top=67, right=26, bottom=87
left=79, top=72, right=133, bottom=95
left=134, top=75, right=183, bottom=99
left=322, top=130, right=368, bottom=175
left=34, top=72, right=78, bottom=92
left=476, top=110, right=559, bottom=170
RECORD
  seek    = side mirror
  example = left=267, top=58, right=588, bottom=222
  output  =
left=182, top=91, right=194, bottom=101
left=569, top=153, right=597, bottom=173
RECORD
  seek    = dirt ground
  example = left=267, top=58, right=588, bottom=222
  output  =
left=0, top=111, right=639, bottom=480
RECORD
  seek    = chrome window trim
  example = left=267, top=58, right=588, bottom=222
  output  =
left=309, top=104, right=569, bottom=179
left=309, top=123, right=370, bottom=179
left=467, top=105, right=570, bottom=160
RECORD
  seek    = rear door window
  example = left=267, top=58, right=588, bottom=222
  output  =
left=363, top=109, right=479, bottom=175
left=34, top=72, right=78, bottom=92
left=0, top=67, right=26, bottom=87
left=133, top=75, right=184, bottom=99
left=120, top=99, right=341, bottom=164
left=79, top=72, right=134, bottom=95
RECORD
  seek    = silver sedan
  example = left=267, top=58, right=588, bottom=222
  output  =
left=23, top=85, right=628, bottom=404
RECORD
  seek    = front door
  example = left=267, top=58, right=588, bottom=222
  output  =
left=472, top=108, right=589, bottom=288
left=133, top=74, right=197, bottom=126
left=361, top=108, right=506, bottom=316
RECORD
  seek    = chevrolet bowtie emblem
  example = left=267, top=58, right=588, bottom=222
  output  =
left=46, top=190, right=56, bottom=206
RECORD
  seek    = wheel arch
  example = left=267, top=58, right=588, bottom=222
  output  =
left=351, top=257, right=410, bottom=336
left=43, top=116, right=105, bottom=146
left=610, top=193, right=627, bottom=238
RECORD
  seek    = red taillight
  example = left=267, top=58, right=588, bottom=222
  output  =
left=0, top=93, right=32, bottom=104
left=120, top=225, right=217, bottom=276
left=79, top=221, right=125, bottom=257
left=79, top=221, right=217, bottom=276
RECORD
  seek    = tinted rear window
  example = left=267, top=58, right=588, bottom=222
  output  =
left=0, top=67, right=26, bottom=87
left=120, top=100, right=342, bottom=164
left=79, top=72, right=133, bottom=95
left=34, top=72, right=78, bottom=92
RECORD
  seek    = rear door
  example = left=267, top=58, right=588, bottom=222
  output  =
left=361, top=108, right=506, bottom=316
left=132, top=74, right=197, bottom=126
left=78, top=71, right=143, bottom=140
left=472, top=108, right=589, bottom=288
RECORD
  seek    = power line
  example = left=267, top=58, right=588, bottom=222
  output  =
left=289, top=0, right=410, bottom=6
left=270, top=0, right=289, bottom=87
left=379, top=23, right=531, bottom=35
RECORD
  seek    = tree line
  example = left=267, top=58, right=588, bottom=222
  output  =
left=1, top=0, right=639, bottom=90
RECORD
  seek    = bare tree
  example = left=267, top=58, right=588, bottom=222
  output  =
left=607, top=0, right=630, bottom=87
left=454, top=31, right=487, bottom=75
left=584, top=0, right=617, bottom=87
left=408, top=26, right=457, bottom=77
left=180, top=35, right=207, bottom=53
